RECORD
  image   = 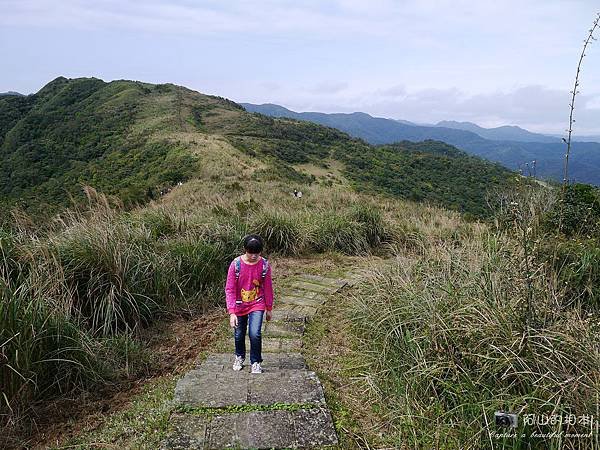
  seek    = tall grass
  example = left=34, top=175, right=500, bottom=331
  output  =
left=1, top=277, right=103, bottom=418
left=0, top=193, right=232, bottom=420
left=348, top=225, right=600, bottom=449
left=1, top=182, right=399, bottom=424
left=252, top=211, right=305, bottom=255
left=551, top=239, right=600, bottom=309
left=348, top=203, right=388, bottom=247
left=308, top=212, right=371, bottom=255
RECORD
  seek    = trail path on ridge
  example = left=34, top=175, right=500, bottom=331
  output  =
left=160, top=264, right=373, bottom=449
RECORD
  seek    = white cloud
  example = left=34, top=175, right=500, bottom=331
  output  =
left=305, top=80, right=348, bottom=94
left=3, top=0, right=600, bottom=132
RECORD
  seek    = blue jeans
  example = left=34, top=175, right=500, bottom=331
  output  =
left=234, top=310, right=264, bottom=364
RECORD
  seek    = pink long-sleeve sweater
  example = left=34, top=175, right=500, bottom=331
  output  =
left=225, top=256, right=273, bottom=315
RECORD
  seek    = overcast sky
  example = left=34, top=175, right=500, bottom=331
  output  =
left=2, top=0, right=600, bottom=134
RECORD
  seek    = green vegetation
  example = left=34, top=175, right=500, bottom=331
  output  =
left=176, top=402, right=322, bottom=416
left=0, top=78, right=199, bottom=220
left=545, top=183, right=600, bottom=236
left=0, top=182, right=399, bottom=436
left=301, top=190, right=600, bottom=449
left=55, top=375, right=178, bottom=450
left=0, top=192, right=233, bottom=424
left=223, top=113, right=517, bottom=218
left=347, top=243, right=599, bottom=447
left=243, top=102, right=600, bottom=186
left=1, top=76, right=520, bottom=222
left=337, top=140, right=518, bottom=219
left=539, top=183, right=600, bottom=310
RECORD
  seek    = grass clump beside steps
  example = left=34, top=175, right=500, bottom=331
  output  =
left=0, top=190, right=233, bottom=427
left=346, top=225, right=600, bottom=449
left=251, top=202, right=395, bottom=256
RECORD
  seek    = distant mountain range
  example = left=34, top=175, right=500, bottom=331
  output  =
left=546, top=133, right=600, bottom=143
left=241, top=103, right=600, bottom=185
left=434, top=120, right=560, bottom=143
left=0, top=91, right=24, bottom=97
left=435, top=120, right=600, bottom=144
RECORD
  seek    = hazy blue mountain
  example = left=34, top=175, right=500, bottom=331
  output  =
left=241, top=103, right=483, bottom=145
left=395, top=119, right=419, bottom=126
left=241, top=103, right=600, bottom=185
left=0, top=91, right=25, bottom=97
left=547, top=133, right=600, bottom=143
left=436, top=120, right=560, bottom=143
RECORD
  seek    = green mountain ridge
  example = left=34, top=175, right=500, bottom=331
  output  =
left=0, top=91, right=25, bottom=97
left=0, top=77, right=517, bottom=221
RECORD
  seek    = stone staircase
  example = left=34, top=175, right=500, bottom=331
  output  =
left=161, top=269, right=365, bottom=449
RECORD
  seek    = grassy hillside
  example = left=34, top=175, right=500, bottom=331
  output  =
left=2, top=78, right=599, bottom=449
left=304, top=188, right=600, bottom=448
left=0, top=77, right=518, bottom=222
left=0, top=78, right=213, bottom=219
left=0, top=178, right=403, bottom=442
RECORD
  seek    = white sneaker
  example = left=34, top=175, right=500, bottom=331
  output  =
left=233, top=355, right=244, bottom=371
left=251, top=362, right=263, bottom=374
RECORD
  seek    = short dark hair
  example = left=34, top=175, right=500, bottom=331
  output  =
left=243, top=234, right=264, bottom=253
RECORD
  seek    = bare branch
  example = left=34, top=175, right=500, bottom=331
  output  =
left=563, top=12, right=600, bottom=186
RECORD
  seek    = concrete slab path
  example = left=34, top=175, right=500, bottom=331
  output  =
left=161, top=269, right=354, bottom=449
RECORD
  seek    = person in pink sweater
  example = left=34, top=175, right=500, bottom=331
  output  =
left=225, top=234, right=273, bottom=373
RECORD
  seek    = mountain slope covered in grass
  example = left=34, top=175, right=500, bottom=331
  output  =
left=1, top=77, right=517, bottom=221
left=0, top=77, right=214, bottom=218
left=242, top=102, right=600, bottom=185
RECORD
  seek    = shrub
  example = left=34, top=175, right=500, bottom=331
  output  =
left=308, top=213, right=370, bottom=255
left=163, top=238, right=228, bottom=303
left=251, top=211, right=304, bottom=255
left=348, top=203, right=388, bottom=247
left=544, top=183, right=600, bottom=236
left=548, top=238, right=600, bottom=310
left=0, top=211, right=234, bottom=420
left=209, top=216, right=250, bottom=258
left=0, top=277, right=103, bottom=416
left=50, top=224, right=161, bottom=336
left=137, top=209, right=179, bottom=239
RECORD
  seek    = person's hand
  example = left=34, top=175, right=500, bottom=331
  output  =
left=229, top=314, right=238, bottom=328
left=265, top=310, right=273, bottom=322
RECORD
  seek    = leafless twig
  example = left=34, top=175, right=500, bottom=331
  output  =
left=563, top=12, right=600, bottom=186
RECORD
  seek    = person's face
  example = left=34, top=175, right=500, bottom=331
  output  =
left=245, top=251, right=261, bottom=262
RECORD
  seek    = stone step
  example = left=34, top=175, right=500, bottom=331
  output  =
left=279, top=288, right=320, bottom=299
left=277, top=294, right=323, bottom=308
left=264, top=320, right=305, bottom=337
left=162, top=407, right=338, bottom=449
left=340, top=270, right=370, bottom=286
left=198, top=353, right=306, bottom=371
left=296, top=274, right=348, bottom=289
left=162, top=266, right=359, bottom=449
left=270, top=305, right=316, bottom=322
left=262, top=337, right=303, bottom=352
left=233, top=335, right=303, bottom=353
left=175, top=356, right=324, bottom=408
left=287, top=280, right=340, bottom=294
